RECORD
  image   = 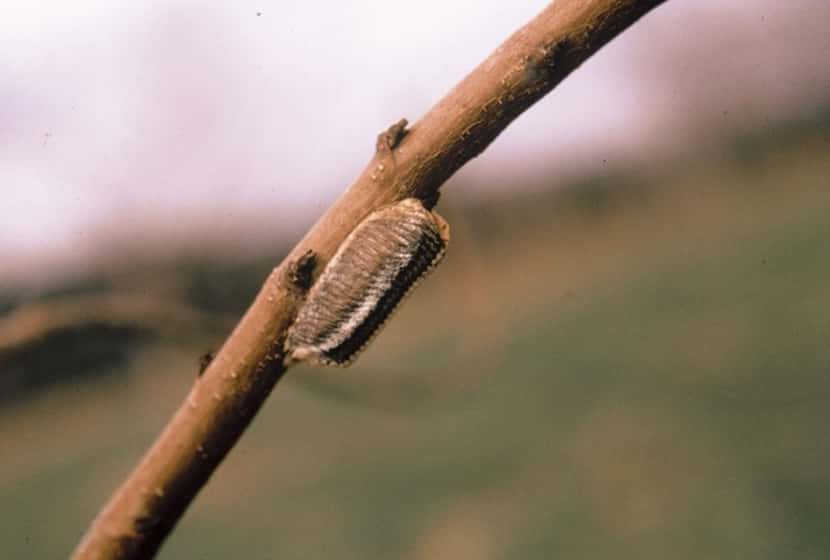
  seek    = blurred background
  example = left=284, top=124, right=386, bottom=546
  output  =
left=1, top=1, right=829, bottom=558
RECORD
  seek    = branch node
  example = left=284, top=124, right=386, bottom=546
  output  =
left=287, top=250, right=318, bottom=292
left=197, top=351, right=214, bottom=377
left=375, top=118, right=409, bottom=153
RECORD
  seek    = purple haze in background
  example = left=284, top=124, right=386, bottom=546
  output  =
left=1, top=0, right=828, bottom=288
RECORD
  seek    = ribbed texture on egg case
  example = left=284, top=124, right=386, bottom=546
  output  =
left=286, top=199, right=448, bottom=366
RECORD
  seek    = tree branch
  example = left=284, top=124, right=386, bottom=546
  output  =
left=0, top=294, right=226, bottom=359
left=70, top=1, right=667, bottom=558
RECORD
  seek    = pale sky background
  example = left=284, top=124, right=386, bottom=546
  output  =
left=1, top=0, right=829, bottom=288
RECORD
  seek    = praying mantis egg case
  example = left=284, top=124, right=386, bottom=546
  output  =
left=285, top=198, right=450, bottom=367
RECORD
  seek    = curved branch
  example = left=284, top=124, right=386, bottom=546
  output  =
left=71, top=1, right=667, bottom=558
left=0, top=294, right=228, bottom=359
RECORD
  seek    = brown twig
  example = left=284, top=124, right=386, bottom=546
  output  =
left=70, top=1, right=667, bottom=557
